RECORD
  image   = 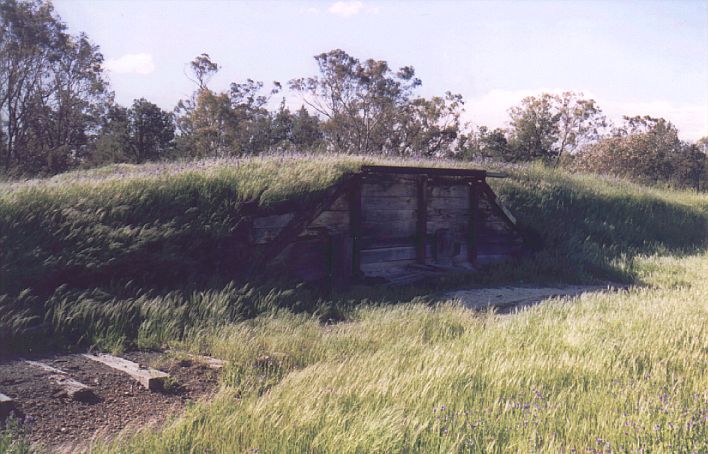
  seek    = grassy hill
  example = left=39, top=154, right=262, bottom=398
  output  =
left=1, top=155, right=707, bottom=451
left=94, top=253, right=707, bottom=453
left=1, top=155, right=706, bottom=353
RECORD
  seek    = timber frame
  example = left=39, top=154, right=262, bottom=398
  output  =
left=250, top=165, right=524, bottom=284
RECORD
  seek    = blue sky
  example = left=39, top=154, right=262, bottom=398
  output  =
left=53, top=0, right=707, bottom=140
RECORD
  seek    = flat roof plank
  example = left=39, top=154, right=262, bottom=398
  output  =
left=361, top=165, right=487, bottom=178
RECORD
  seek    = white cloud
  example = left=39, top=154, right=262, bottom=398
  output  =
left=328, top=1, right=379, bottom=17
left=301, top=6, right=320, bottom=15
left=463, top=88, right=707, bottom=141
left=105, top=53, right=155, bottom=75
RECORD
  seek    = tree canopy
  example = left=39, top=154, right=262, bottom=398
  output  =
left=0, top=0, right=705, bottom=190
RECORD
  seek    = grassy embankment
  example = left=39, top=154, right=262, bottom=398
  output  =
left=1, top=155, right=706, bottom=352
left=1, top=155, right=705, bottom=354
left=91, top=252, right=707, bottom=453
left=0, top=155, right=706, bottom=451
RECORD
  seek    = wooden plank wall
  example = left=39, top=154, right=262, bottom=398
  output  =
left=251, top=171, right=524, bottom=282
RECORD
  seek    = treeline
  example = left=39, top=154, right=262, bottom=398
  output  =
left=1, top=0, right=706, bottom=189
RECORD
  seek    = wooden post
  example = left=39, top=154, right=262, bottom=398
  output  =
left=468, top=179, right=480, bottom=264
left=0, top=393, right=15, bottom=419
left=349, top=175, right=362, bottom=277
left=24, top=360, right=95, bottom=401
left=82, top=353, right=170, bottom=391
left=329, top=232, right=353, bottom=286
left=416, top=175, right=428, bottom=264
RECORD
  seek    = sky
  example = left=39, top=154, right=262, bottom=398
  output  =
left=53, top=0, right=708, bottom=141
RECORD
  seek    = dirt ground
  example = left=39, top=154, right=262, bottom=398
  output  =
left=0, top=351, right=221, bottom=452
left=443, top=285, right=627, bottom=313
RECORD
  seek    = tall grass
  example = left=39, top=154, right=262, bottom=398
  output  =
left=94, top=252, right=708, bottom=452
left=1, top=156, right=707, bottom=355
left=1, top=155, right=706, bottom=450
left=489, top=164, right=708, bottom=282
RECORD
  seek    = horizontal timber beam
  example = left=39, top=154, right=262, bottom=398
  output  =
left=362, top=165, right=487, bottom=179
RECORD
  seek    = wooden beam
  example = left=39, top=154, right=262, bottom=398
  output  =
left=362, top=165, right=487, bottom=179
left=329, top=232, right=353, bottom=285
left=24, top=360, right=95, bottom=401
left=193, top=355, right=225, bottom=370
left=0, top=393, right=15, bottom=419
left=468, top=180, right=480, bottom=264
left=480, top=182, right=518, bottom=230
left=82, top=353, right=169, bottom=391
left=416, top=176, right=427, bottom=264
left=349, top=175, right=362, bottom=277
left=169, top=352, right=225, bottom=370
left=252, top=174, right=357, bottom=271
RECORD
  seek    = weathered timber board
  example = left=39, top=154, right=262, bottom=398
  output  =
left=254, top=174, right=357, bottom=270
left=428, top=196, right=468, bottom=210
left=186, top=353, right=226, bottom=370
left=361, top=219, right=417, bottom=238
left=24, top=360, right=95, bottom=401
left=477, top=233, right=524, bottom=245
left=360, top=245, right=438, bottom=264
left=362, top=196, right=416, bottom=210
left=360, top=236, right=416, bottom=249
left=476, top=243, right=523, bottom=255
left=361, top=209, right=416, bottom=223
left=308, top=210, right=350, bottom=230
left=271, top=238, right=330, bottom=281
left=252, top=227, right=284, bottom=244
left=0, top=393, right=15, bottom=418
left=362, top=180, right=416, bottom=197
left=82, top=353, right=169, bottom=391
left=362, top=165, right=486, bottom=179
left=360, top=259, right=418, bottom=276
left=479, top=217, right=517, bottom=235
left=430, top=184, right=469, bottom=198
left=329, top=194, right=349, bottom=211
left=476, top=254, right=512, bottom=264
left=252, top=213, right=294, bottom=229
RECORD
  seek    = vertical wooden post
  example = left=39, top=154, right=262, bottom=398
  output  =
left=416, top=175, right=428, bottom=264
left=468, top=179, right=479, bottom=264
left=329, top=232, right=353, bottom=287
left=349, top=175, right=362, bottom=277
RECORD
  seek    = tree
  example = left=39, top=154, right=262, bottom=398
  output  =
left=462, top=126, right=512, bottom=161
left=392, top=92, right=464, bottom=157
left=269, top=102, right=323, bottom=150
left=507, top=93, right=559, bottom=161
left=554, top=92, right=607, bottom=165
left=0, top=0, right=111, bottom=174
left=506, top=92, right=606, bottom=163
left=187, top=53, right=219, bottom=91
left=125, top=98, right=174, bottom=163
left=90, top=104, right=130, bottom=165
left=174, top=54, right=280, bottom=157
left=573, top=116, right=705, bottom=189
left=289, top=49, right=418, bottom=154
left=290, top=49, right=464, bottom=156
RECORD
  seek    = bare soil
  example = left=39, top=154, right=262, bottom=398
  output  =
left=0, top=351, right=220, bottom=452
left=443, top=285, right=628, bottom=313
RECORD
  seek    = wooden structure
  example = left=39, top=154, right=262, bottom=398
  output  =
left=24, top=360, right=95, bottom=401
left=252, top=165, right=524, bottom=284
left=82, top=353, right=170, bottom=391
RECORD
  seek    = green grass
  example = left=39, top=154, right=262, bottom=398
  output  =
left=1, top=155, right=706, bottom=451
left=1, top=155, right=707, bottom=354
left=92, top=251, right=708, bottom=453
